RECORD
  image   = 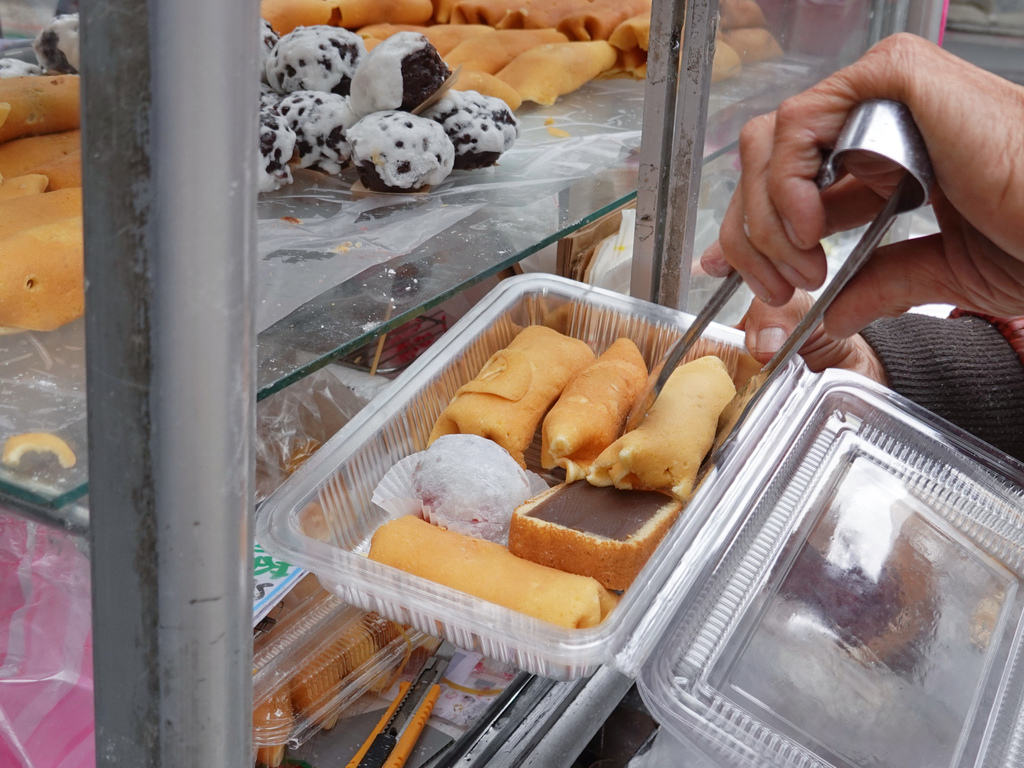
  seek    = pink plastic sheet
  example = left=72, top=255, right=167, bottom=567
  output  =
left=0, top=513, right=94, bottom=768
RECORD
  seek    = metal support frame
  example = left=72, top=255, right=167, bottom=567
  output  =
left=632, top=0, right=721, bottom=310
left=82, top=1, right=258, bottom=764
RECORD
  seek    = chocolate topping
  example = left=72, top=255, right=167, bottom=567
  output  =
left=399, top=46, right=450, bottom=112
left=529, top=482, right=673, bottom=541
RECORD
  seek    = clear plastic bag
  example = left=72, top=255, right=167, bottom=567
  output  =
left=0, top=511, right=94, bottom=768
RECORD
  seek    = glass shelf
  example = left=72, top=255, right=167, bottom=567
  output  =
left=0, top=55, right=838, bottom=514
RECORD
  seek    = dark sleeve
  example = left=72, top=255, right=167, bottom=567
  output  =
left=860, top=314, right=1024, bottom=463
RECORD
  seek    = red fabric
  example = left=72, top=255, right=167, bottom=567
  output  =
left=950, top=309, right=1024, bottom=370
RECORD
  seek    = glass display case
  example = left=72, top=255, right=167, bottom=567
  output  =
left=0, top=0, right=952, bottom=764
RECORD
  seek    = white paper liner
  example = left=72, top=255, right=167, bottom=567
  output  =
left=371, top=449, right=549, bottom=545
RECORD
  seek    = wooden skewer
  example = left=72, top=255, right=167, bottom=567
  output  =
left=368, top=301, right=394, bottom=377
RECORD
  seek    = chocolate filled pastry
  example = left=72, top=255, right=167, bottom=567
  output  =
left=265, top=25, right=366, bottom=96
left=349, top=31, right=451, bottom=117
left=331, top=0, right=434, bottom=28
left=495, top=0, right=593, bottom=30
left=0, top=188, right=81, bottom=241
left=368, top=514, right=618, bottom=628
left=588, top=355, right=736, bottom=501
left=496, top=41, right=617, bottom=106
left=0, top=217, right=83, bottom=332
left=276, top=91, right=360, bottom=175
left=428, top=325, right=595, bottom=468
left=347, top=111, right=455, bottom=191
left=443, top=29, right=569, bottom=76
left=0, top=130, right=80, bottom=180
left=542, top=338, right=648, bottom=482
left=509, top=481, right=682, bottom=591
left=258, top=108, right=298, bottom=193
left=420, top=89, right=519, bottom=170
left=25, top=151, right=80, bottom=190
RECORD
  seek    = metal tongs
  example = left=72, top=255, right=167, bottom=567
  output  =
left=625, top=99, right=935, bottom=466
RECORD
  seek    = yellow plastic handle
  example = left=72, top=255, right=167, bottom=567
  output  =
left=383, top=684, right=442, bottom=768
left=345, top=681, right=410, bottom=768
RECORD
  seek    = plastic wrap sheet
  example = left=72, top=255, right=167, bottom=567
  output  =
left=255, top=79, right=644, bottom=331
left=0, top=512, right=93, bottom=768
left=255, top=368, right=372, bottom=503
left=0, top=322, right=87, bottom=505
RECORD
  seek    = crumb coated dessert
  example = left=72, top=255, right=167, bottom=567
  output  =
left=260, top=83, right=282, bottom=111
left=0, top=59, right=43, bottom=78
left=33, top=14, right=79, bottom=74
left=265, top=25, right=366, bottom=96
left=421, top=89, right=519, bottom=170
left=412, top=434, right=534, bottom=544
left=276, top=91, right=360, bottom=175
left=258, top=108, right=297, bottom=193
left=349, top=32, right=451, bottom=117
left=347, top=110, right=454, bottom=191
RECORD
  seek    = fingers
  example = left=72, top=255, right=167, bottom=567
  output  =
left=717, top=183, right=791, bottom=304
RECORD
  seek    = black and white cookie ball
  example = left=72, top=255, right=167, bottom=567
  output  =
left=0, top=58, right=44, bottom=78
left=276, top=91, right=360, bottom=176
left=260, top=82, right=282, bottom=112
left=260, top=19, right=280, bottom=84
left=347, top=111, right=455, bottom=192
left=265, top=25, right=365, bottom=97
left=349, top=32, right=450, bottom=117
left=33, top=13, right=79, bottom=74
left=258, top=108, right=297, bottom=193
left=421, top=89, right=520, bottom=170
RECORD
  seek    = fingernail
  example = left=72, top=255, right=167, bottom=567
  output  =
left=782, top=218, right=810, bottom=250
left=776, top=262, right=811, bottom=290
left=754, top=326, right=787, bottom=358
left=699, top=241, right=728, bottom=276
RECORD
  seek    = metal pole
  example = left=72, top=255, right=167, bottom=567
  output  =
left=82, top=0, right=258, bottom=764
left=633, top=0, right=720, bottom=310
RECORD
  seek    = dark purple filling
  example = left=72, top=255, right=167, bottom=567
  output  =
left=355, top=159, right=403, bottom=192
left=37, top=30, right=76, bottom=74
left=452, top=150, right=501, bottom=171
left=399, top=46, right=450, bottom=111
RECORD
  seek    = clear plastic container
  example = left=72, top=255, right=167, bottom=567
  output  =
left=251, top=577, right=428, bottom=767
left=638, top=372, right=1024, bottom=768
left=256, top=273, right=800, bottom=680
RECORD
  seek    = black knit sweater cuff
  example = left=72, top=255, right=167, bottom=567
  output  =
left=861, top=314, right=1024, bottom=463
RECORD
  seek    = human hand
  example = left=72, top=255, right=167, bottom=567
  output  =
left=702, top=33, right=1024, bottom=338
left=738, top=289, right=888, bottom=384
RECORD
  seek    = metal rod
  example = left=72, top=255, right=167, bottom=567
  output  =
left=82, top=0, right=258, bottom=764
left=632, top=0, right=720, bottom=309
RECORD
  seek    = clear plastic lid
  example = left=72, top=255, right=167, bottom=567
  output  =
left=639, top=372, right=1024, bottom=768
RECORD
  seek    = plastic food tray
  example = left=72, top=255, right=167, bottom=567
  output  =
left=256, top=273, right=801, bottom=680
left=638, top=372, right=1024, bottom=768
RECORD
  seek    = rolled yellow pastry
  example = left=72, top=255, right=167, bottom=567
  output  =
left=452, top=69, right=523, bottom=110
left=719, top=0, right=768, bottom=30
left=0, top=102, right=10, bottom=129
left=556, top=0, right=651, bottom=42
left=720, top=28, right=783, bottom=63
left=332, top=0, right=434, bottom=29
left=27, top=150, right=80, bottom=190
left=588, top=355, right=736, bottom=501
left=542, top=338, right=648, bottom=482
left=253, top=686, right=292, bottom=768
left=713, top=40, right=742, bottom=82
left=608, top=13, right=650, bottom=51
left=0, top=174, right=49, bottom=201
left=449, top=0, right=522, bottom=26
left=368, top=515, right=618, bottom=628
left=0, top=130, right=80, bottom=179
left=432, top=0, right=458, bottom=23
left=262, top=0, right=335, bottom=32
left=495, top=0, right=591, bottom=30
left=0, top=76, right=80, bottom=144
left=0, top=216, right=83, bottom=332
left=429, top=324, right=594, bottom=467
left=357, top=23, right=492, bottom=56
left=445, top=29, right=569, bottom=75
left=496, top=41, right=617, bottom=106
left=0, top=187, right=81, bottom=240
